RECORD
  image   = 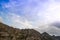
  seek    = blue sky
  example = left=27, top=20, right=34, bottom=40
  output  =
left=0, top=0, right=60, bottom=36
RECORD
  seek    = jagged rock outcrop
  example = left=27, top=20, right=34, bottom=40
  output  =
left=41, top=32, right=55, bottom=40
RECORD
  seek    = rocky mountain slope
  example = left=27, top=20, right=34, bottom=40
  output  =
left=0, top=22, right=60, bottom=40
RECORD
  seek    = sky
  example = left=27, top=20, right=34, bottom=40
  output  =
left=0, top=0, right=60, bottom=36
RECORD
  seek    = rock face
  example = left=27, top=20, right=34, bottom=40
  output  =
left=0, top=22, right=42, bottom=40
left=0, top=22, right=60, bottom=40
left=41, top=32, right=55, bottom=40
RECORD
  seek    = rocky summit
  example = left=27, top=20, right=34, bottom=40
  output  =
left=0, top=22, right=60, bottom=40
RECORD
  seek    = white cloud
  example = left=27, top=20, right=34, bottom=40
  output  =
left=47, top=26, right=60, bottom=36
left=35, top=1, right=60, bottom=36
left=35, top=24, right=60, bottom=36
left=3, top=0, right=49, bottom=21
left=1, top=0, right=60, bottom=35
left=8, top=13, right=33, bottom=29
left=44, top=2, right=60, bottom=23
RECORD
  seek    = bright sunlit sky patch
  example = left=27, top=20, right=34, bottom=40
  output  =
left=0, top=0, right=60, bottom=35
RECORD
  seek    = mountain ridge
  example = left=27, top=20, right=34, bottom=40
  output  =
left=0, top=22, right=60, bottom=40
